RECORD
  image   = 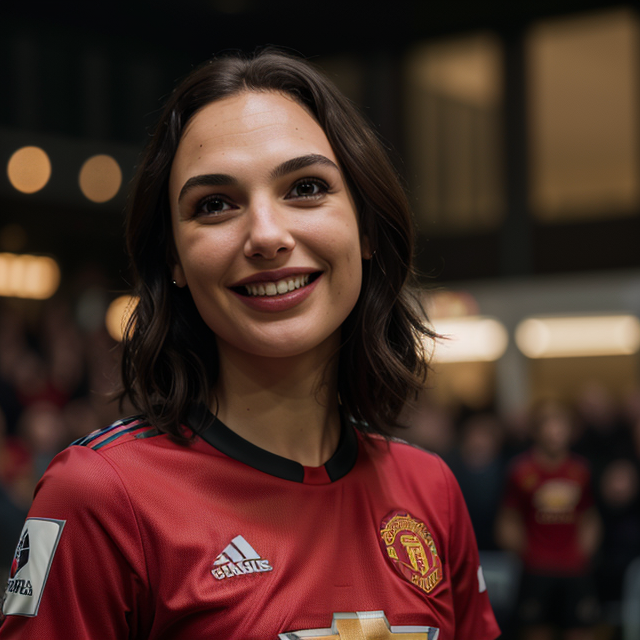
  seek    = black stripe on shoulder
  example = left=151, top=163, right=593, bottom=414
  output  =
left=71, top=416, right=151, bottom=449
left=91, top=423, right=155, bottom=450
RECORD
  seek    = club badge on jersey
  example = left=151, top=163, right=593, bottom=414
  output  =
left=2, top=518, right=65, bottom=617
left=379, top=511, right=443, bottom=595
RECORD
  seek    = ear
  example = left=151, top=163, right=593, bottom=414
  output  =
left=172, top=262, right=187, bottom=287
left=361, top=235, right=373, bottom=260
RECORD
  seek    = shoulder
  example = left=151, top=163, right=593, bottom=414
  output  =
left=361, top=432, right=446, bottom=470
left=71, top=415, right=164, bottom=452
left=33, top=416, right=182, bottom=514
left=358, top=432, right=460, bottom=499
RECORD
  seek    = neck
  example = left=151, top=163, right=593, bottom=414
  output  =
left=212, top=338, right=341, bottom=467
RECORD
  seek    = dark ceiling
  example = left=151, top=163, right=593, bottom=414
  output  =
left=3, top=0, right=627, bottom=60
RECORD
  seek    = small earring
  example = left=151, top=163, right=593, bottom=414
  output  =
left=171, top=280, right=178, bottom=286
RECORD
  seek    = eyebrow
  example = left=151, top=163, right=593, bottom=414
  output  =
left=269, top=154, right=339, bottom=180
left=177, top=154, right=339, bottom=203
left=178, top=173, right=238, bottom=202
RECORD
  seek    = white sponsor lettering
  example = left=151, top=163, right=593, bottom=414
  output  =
left=212, top=559, right=273, bottom=580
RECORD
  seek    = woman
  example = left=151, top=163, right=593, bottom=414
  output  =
left=0, top=50, right=499, bottom=640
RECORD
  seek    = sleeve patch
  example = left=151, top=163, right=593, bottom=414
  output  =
left=2, top=518, right=65, bottom=617
left=477, top=565, right=487, bottom=593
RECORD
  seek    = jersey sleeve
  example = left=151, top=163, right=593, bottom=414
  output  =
left=438, top=457, right=500, bottom=640
left=0, top=446, right=150, bottom=640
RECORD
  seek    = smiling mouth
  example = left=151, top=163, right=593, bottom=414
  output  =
left=233, top=273, right=321, bottom=297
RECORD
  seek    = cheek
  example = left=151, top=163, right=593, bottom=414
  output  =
left=176, top=231, right=235, bottom=281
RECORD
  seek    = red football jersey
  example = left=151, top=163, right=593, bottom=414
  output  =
left=502, top=451, right=594, bottom=574
left=1, top=409, right=499, bottom=640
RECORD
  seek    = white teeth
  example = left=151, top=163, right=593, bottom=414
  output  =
left=243, top=274, right=311, bottom=297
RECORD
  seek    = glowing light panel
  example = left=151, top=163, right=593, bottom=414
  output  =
left=516, top=315, right=640, bottom=358
left=0, top=253, right=60, bottom=299
left=430, top=316, right=508, bottom=363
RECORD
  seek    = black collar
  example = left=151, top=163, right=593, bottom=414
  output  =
left=189, top=404, right=358, bottom=484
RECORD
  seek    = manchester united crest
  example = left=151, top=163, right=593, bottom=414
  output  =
left=379, top=511, right=443, bottom=595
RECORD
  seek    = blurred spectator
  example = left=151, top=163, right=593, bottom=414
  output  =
left=496, top=400, right=601, bottom=640
left=574, top=382, right=634, bottom=474
left=594, top=459, right=640, bottom=613
left=12, top=350, right=68, bottom=409
left=46, top=316, right=89, bottom=402
left=502, top=407, right=532, bottom=461
left=0, top=407, right=29, bottom=580
left=63, top=398, right=102, bottom=443
left=17, top=401, right=68, bottom=481
left=0, top=407, right=31, bottom=508
left=397, top=391, right=455, bottom=456
left=621, top=385, right=640, bottom=427
left=0, top=307, right=27, bottom=433
left=446, top=413, right=505, bottom=550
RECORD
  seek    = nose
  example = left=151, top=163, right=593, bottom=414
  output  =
left=244, top=199, right=295, bottom=260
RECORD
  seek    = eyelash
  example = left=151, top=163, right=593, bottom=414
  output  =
left=191, top=177, right=331, bottom=218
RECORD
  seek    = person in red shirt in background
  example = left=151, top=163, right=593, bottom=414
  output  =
left=496, top=400, right=602, bottom=640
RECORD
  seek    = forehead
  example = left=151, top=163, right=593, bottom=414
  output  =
left=170, top=91, right=335, bottom=180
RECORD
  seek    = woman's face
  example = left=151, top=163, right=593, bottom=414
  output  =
left=168, top=91, right=366, bottom=361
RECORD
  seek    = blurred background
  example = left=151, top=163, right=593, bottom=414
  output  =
left=1, top=0, right=640, bottom=637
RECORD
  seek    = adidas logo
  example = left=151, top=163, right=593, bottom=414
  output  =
left=211, top=535, right=273, bottom=581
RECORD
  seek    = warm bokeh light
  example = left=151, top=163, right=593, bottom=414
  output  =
left=516, top=315, right=640, bottom=358
left=0, top=253, right=60, bottom=299
left=78, top=154, right=122, bottom=203
left=426, top=290, right=480, bottom=319
left=105, top=295, right=138, bottom=342
left=430, top=316, right=509, bottom=363
left=7, top=146, right=52, bottom=194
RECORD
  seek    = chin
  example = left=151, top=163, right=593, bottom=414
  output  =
left=217, top=328, right=342, bottom=362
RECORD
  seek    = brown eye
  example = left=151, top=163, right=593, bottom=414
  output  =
left=203, top=198, right=230, bottom=212
left=195, top=196, right=233, bottom=217
left=288, top=179, right=328, bottom=199
left=294, top=182, right=319, bottom=196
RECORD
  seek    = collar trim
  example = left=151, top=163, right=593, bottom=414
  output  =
left=189, top=404, right=358, bottom=484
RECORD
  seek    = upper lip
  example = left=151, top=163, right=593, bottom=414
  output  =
left=230, top=267, right=321, bottom=287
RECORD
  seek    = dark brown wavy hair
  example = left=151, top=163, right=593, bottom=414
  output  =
left=121, top=49, right=434, bottom=441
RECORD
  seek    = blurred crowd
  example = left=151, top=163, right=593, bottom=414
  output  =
left=1, top=297, right=640, bottom=637
left=401, top=384, right=640, bottom=637
left=0, top=295, right=125, bottom=580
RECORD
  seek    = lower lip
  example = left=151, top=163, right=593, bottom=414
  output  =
left=231, top=275, right=322, bottom=312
